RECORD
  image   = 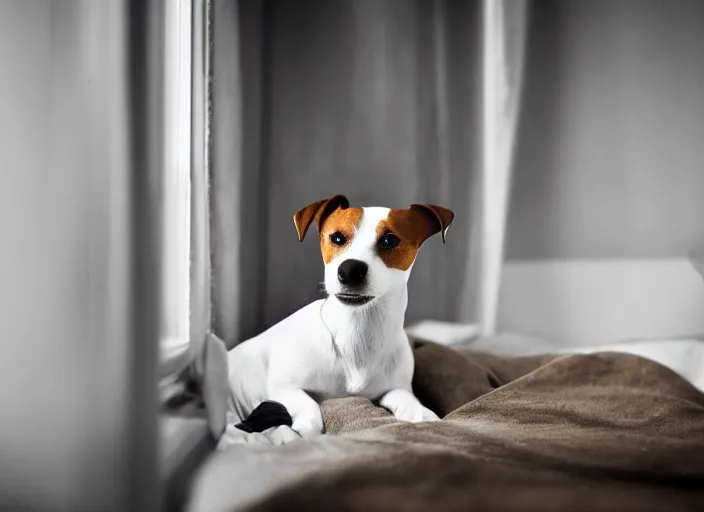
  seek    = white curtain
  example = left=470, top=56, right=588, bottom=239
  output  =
left=0, top=1, right=163, bottom=510
left=469, top=0, right=529, bottom=336
left=210, top=0, right=529, bottom=346
left=412, top=0, right=529, bottom=343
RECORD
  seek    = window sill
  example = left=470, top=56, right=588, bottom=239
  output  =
left=160, top=336, right=194, bottom=381
left=161, top=391, right=215, bottom=510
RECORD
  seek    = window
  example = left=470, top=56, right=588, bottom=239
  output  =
left=159, top=0, right=193, bottom=383
left=159, top=1, right=215, bottom=508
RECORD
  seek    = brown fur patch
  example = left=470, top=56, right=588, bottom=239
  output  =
left=293, top=195, right=350, bottom=242
left=376, top=206, right=454, bottom=270
left=319, top=207, right=364, bottom=264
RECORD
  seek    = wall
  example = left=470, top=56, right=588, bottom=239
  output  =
left=210, top=0, right=704, bottom=344
left=508, top=0, right=704, bottom=260
left=499, top=259, right=704, bottom=344
left=501, top=0, right=704, bottom=343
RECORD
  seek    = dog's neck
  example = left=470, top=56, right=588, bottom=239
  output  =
left=321, top=287, right=408, bottom=368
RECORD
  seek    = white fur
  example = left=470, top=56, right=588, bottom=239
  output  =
left=219, top=206, right=438, bottom=448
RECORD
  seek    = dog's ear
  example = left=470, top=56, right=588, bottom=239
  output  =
left=408, top=204, right=455, bottom=244
left=293, top=195, right=350, bottom=242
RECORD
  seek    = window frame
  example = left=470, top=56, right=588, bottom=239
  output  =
left=159, top=0, right=215, bottom=508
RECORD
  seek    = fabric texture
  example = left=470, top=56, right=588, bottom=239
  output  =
left=188, top=338, right=704, bottom=512
left=211, top=0, right=487, bottom=347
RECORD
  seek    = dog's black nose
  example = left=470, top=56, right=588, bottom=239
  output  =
left=337, top=259, right=368, bottom=286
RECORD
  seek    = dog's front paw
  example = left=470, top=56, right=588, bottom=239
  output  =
left=291, top=410, right=324, bottom=438
left=380, top=389, right=441, bottom=424
left=394, top=404, right=440, bottom=423
left=216, top=423, right=249, bottom=449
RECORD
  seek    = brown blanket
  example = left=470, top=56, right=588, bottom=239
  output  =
left=189, top=339, right=704, bottom=512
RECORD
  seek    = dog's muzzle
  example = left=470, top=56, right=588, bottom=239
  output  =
left=336, top=259, right=373, bottom=305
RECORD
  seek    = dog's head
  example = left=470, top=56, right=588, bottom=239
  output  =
left=293, top=195, right=454, bottom=307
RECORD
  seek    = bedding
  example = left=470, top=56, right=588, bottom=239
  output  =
left=188, top=338, right=704, bottom=512
left=408, top=322, right=704, bottom=391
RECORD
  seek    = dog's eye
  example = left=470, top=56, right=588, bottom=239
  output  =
left=379, top=233, right=400, bottom=250
left=329, top=231, right=347, bottom=246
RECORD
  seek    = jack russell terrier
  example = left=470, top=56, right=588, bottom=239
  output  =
left=218, top=194, right=454, bottom=447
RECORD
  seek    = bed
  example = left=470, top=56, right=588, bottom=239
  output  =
left=406, top=323, right=704, bottom=392
left=187, top=333, right=704, bottom=512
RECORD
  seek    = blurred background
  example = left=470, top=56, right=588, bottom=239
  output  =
left=1, top=0, right=704, bottom=511
left=212, top=0, right=704, bottom=347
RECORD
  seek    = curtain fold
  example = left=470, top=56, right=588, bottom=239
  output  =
left=465, top=0, right=528, bottom=335
left=210, top=0, right=528, bottom=347
left=0, top=1, right=163, bottom=509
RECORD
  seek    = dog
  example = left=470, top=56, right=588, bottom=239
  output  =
left=218, top=194, right=454, bottom=446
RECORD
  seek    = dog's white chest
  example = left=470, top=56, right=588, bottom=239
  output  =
left=336, top=358, right=377, bottom=397
left=259, top=299, right=413, bottom=404
left=309, top=355, right=378, bottom=399
left=330, top=334, right=402, bottom=399
left=294, top=344, right=391, bottom=400
left=344, top=370, right=368, bottom=395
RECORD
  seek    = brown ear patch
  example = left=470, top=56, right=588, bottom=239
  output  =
left=319, top=207, right=364, bottom=264
left=376, top=205, right=455, bottom=271
left=293, top=195, right=350, bottom=242
left=409, top=204, right=455, bottom=243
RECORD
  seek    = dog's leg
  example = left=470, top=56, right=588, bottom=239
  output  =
left=379, top=388, right=440, bottom=423
left=269, top=388, right=324, bottom=438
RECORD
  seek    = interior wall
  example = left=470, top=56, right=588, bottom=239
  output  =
left=501, top=0, right=704, bottom=342
left=499, top=259, right=704, bottom=344
left=508, top=0, right=704, bottom=261
left=212, top=0, right=704, bottom=343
